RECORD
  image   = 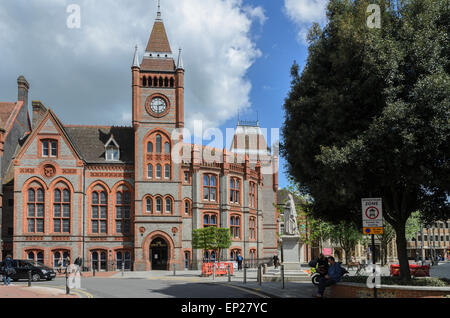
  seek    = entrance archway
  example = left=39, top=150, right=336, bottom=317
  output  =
left=150, top=237, right=169, bottom=270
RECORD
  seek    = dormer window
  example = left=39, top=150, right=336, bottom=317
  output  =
left=105, top=136, right=120, bottom=161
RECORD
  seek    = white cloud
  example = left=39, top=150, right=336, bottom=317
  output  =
left=283, top=0, right=327, bottom=44
left=0, top=0, right=265, bottom=133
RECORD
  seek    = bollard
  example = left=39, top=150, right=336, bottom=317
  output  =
left=173, top=263, right=176, bottom=276
left=244, top=266, right=247, bottom=284
left=281, top=265, right=285, bottom=289
left=93, top=266, right=96, bottom=277
left=28, top=270, right=32, bottom=287
left=122, top=262, right=125, bottom=277
left=258, top=265, right=262, bottom=286
left=228, top=264, right=231, bottom=282
left=65, top=269, right=70, bottom=295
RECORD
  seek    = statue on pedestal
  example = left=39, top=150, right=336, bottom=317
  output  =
left=284, top=194, right=299, bottom=236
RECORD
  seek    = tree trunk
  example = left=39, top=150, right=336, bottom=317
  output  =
left=394, top=224, right=411, bottom=282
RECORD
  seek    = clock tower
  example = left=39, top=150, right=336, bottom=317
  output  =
left=131, top=7, right=184, bottom=129
left=131, top=4, right=185, bottom=271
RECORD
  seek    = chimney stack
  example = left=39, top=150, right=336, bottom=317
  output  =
left=31, top=101, right=48, bottom=129
left=17, top=75, right=30, bottom=108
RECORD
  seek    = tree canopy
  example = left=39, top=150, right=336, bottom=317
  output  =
left=281, top=0, right=449, bottom=280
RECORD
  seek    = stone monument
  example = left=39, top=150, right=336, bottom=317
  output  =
left=281, top=194, right=301, bottom=270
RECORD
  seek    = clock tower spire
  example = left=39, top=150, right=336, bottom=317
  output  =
left=131, top=1, right=184, bottom=128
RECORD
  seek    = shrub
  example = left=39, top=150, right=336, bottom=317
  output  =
left=341, top=276, right=450, bottom=287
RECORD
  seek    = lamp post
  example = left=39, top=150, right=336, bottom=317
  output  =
left=420, top=224, right=424, bottom=265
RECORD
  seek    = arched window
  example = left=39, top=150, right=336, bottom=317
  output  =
left=249, top=216, right=256, bottom=240
left=53, top=187, right=71, bottom=233
left=184, top=200, right=190, bottom=215
left=164, top=77, right=169, bottom=87
left=203, top=213, right=217, bottom=228
left=147, top=142, right=153, bottom=153
left=91, top=189, right=108, bottom=234
left=156, top=197, right=162, bottom=213
left=27, top=250, right=44, bottom=264
left=146, top=197, right=153, bottom=213
left=154, top=76, right=158, bottom=87
left=165, top=198, right=172, bottom=213
left=230, top=178, right=240, bottom=204
left=164, top=164, right=170, bottom=179
left=147, top=164, right=153, bottom=179
left=115, top=190, right=131, bottom=234
left=203, top=174, right=217, bottom=201
left=116, top=250, right=131, bottom=270
left=170, top=78, right=174, bottom=88
left=148, top=76, right=152, bottom=87
left=91, top=250, right=107, bottom=271
left=54, top=250, right=70, bottom=268
left=142, top=76, right=147, bottom=87
left=156, top=135, right=162, bottom=153
left=164, top=142, right=170, bottom=154
left=27, top=187, right=45, bottom=233
left=156, top=164, right=162, bottom=179
left=249, top=182, right=257, bottom=208
left=159, top=77, right=163, bottom=87
left=230, top=215, right=241, bottom=239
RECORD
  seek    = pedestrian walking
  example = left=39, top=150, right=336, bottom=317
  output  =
left=2, top=255, right=15, bottom=286
left=57, top=258, right=63, bottom=273
left=273, top=254, right=280, bottom=269
left=236, top=253, right=243, bottom=271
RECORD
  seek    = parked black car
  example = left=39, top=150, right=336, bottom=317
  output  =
left=0, top=259, right=56, bottom=282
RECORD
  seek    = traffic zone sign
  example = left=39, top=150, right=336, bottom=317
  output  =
left=362, top=198, right=383, bottom=235
left=363, top=227, right=384, bottom=235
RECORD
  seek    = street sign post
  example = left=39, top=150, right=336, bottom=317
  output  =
left=362, top=198, right=384, bottom=299
left=362, top=198, right=383, bottom=235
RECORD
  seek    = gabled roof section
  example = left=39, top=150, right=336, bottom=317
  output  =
left=15, top=109, right=83, bottom=162
left=145, top=20, right=172, bottom=53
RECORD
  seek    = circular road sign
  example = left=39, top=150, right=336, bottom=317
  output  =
left=365, top=206, right=380, bottom=220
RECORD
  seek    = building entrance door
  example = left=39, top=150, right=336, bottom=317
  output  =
left=150, top=238, right=168, bottom=270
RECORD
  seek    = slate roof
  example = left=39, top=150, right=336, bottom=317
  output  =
left=140, top=58, right=175, bottom=72
left=145, top=21, right=172, bottom=53
left=63, top=126, right=134, bottom=164
left=0, top=102, right=18, bottom=130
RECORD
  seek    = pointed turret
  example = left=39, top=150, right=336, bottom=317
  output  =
left=177, top=48, right=184, bottom=70
left=132, top=45, right=140, bottom=68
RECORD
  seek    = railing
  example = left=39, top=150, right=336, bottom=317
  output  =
left=244, top=257, right=272, bottom=269
left=81, top=259, right=134, bottom=272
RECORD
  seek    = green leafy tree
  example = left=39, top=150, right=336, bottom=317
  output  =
left=281, top=0, right=450, bottom=281
left=329, top=221, right=363, bottom=264
left=376, top=221, right=396, bottom=266
left=192, top=227, right=232, bottom=262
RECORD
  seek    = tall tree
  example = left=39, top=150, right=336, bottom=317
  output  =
left=192, top=227, right=232, bottom=262
left=281, top=0, right=449, bottom=281
left=329, top=221, right=363, bottom=264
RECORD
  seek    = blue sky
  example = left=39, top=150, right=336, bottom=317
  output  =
left=0, top=0, right=329, bottom=190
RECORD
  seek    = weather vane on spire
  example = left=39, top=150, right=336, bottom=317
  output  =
left=157, top=0, right=161, bottom=19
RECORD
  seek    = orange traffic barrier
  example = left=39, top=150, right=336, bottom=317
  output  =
left=202, top=262, right=234, bottom=277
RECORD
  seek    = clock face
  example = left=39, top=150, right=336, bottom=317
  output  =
left=150, top=97, right=167, bottom=114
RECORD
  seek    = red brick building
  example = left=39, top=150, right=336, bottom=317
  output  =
left=0, top=8, right=278, bottom=271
